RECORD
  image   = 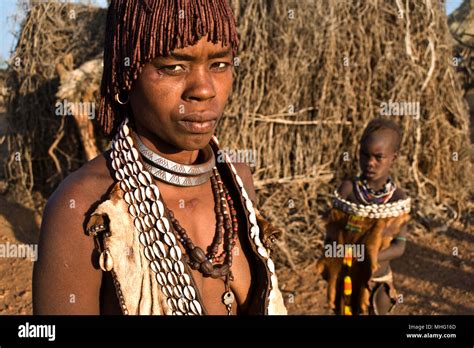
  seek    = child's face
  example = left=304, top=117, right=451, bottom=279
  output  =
left=129, top=36, right=233, bottom=151
left=359, top=129, right=397, bottom=182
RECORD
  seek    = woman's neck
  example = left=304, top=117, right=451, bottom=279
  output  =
left=135, top=126, right=201, bottom=166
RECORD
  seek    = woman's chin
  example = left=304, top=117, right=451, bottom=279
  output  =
left=175, top=133, right=214, bottom=151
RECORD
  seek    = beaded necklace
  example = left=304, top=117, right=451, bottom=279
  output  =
left=354, top=176, right=396, bottom=205
left=110, top=118, right=243, bottom=315
left=135, top=138, right=238, bottom=314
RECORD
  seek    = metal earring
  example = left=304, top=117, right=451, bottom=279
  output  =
left=115, top=91, right=129, bottom=105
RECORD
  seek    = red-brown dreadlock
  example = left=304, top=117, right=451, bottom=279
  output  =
left=98, top=0, right=239, bottom=136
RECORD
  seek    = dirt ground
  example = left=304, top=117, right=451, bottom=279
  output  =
left=277, top=221, right=474, bottom=315
left=0, top=191, right=472, bottom=315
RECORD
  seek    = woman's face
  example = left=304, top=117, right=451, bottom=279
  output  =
left=129, top=37, right=234, bottom=151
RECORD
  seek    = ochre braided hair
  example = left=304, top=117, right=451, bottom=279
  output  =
left=98, top=0, right=239, bottom=136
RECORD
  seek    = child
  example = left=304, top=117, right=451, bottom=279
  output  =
left=316, top=118, right=411, bottom=315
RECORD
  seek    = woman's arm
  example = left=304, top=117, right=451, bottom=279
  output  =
left=33, top=174, right=103, bottom=314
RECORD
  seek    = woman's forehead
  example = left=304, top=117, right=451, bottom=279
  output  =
left=151, top=38, right=233, bottom=62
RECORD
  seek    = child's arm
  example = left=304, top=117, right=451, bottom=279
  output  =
left=377, top=224, right=407, bottom=262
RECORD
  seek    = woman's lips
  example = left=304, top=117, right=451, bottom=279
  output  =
left=178, top=119, right=217, bottom=133
left=178, top=111, right=218, bottom=134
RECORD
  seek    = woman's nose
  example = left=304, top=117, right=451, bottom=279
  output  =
left=182, top=68, right=216, bottom=102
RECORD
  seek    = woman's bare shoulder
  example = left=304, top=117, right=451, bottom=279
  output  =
left=34, top=151, right=115, bottom=314
left=53, top=150, right=114, bottom=204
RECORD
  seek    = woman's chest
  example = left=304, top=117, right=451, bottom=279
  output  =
left=161, top=185, right=255, bottom=314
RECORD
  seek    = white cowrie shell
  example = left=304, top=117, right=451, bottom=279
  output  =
left=166, top=297, right=176, bottom=311
left=124, top=192, right=135, bottom=205
left=132, top=162, right=140, bottom=174
left=146, top=185, right=160, bottom=201
left=131, top=147, right=140, bottom=161
left=267, top=259, right=275, bottom=273
left=126, top=148, right=139, bottom=162
left=140, top=186, right=147, bottom=200
left=144, top=215, right=156, bottom=229
left=103, top=250, right=114, bottom=272
left=166, top=286, right=175, bottom=301
left=128, top=204, right=140, bottom=217
left=133, top=188, right=141, bottom=202
left=167, top=272, right=178, bottom=286
left=183, top=285, right=196, bottom=301
left=143, top=170, right=152, bottom=184
left=245, top=199, right=253, bottom=211
left=249, top=213, right=257, bottom=225
left=150, top=260, right=161, bottom=273
left=112, top=157, right=121, bottom=171
left=177, top=298, right=187, bottom=313
left=174, top=287, right=184, bottom=300
left=123, top=136, right=133, bottom=150
left=173, top=260, right=185, bottom=275
left=128, top=176, right=139, bottom=189
left=120, top=180, right=131, bottom=192
left=151, top=201, right=164, bottom=218
left=169, top=245, right=182, bottom=261
left=139, top=201, right=151, bottom=214
left=155, top=272, right=166, bottom=286
left=161, top=217, right=170, bottom=231
left=179, top=274, right=191, bottom=287
left=133, top=187, right=146, bottom=202
left=138, top=172, right=151, bottom=186
left=115, top=169, right=125, bottom=181
left=250, top=225, right=259, bottom=238
left=163, top=285, right=173, bottom=299
left=160, top=258, right=173, bottom=273
left=163, top=232, right=176, bottom=247
left=144, top=245, right=154, bottom=261
left=155, top=218, right=166, bottom=233
left=134, top=217, right=146, bottom=232
left=115, top=139, right=123, bottom=151
left=149, top=228, right=158, bottom=242
left=122, top=124, right=130, bottom=136
left=152, top=240, right=166, bottom=259
left=189, top=300, right=202, bottom=315
left=126, top=162, right=135, bottom=175
left=139, top=232, right=149, bottom=246
left=257, top=246, right=268, bottom=258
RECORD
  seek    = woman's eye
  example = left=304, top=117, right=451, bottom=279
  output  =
left=158, top=65, right=185, bottom=75
left=211, top=62, right=230, bottom=71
